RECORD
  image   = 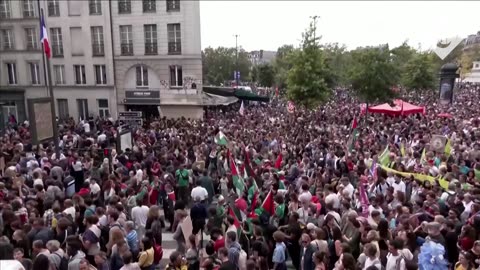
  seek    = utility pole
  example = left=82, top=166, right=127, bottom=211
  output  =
left=310, top=15, right=320, bottom=44
left=37, top=0, right=61, bottom=160
left=234, top=34, right=239, bottom=86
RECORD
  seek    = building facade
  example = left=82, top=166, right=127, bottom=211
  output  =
left=111, top=0, right=203, bottom=119
left=0, top=0, right=203, bottom=128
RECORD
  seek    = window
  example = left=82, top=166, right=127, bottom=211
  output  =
left=98, top=99, right=109, bottom=118
left=91, top=26, right=104, bottom=56
left=136, top=66, right=148, bottom=87
left=23, top=0, right=35, bottom=18
left=25, top=28, right=38, bottom=50
left=74, top=65, right=86, bottom=84
left=475, top=63, right=479, bottom=68
left=0, top=0, right=11, bottom=18
left=53, top=65, right=65, bottom=85
left=70, top=27, right=84, bottom=56
left=77, top=99, right=89, bottom=120
left=47, top=0, right=60, bottom=16
left=2, top=103, right=18, bottom=124
left=68, top=0, right=81, bottom=16
left=57, top=99, right=69, bottom=120
left=167, top=23, right=181, bottom=55
left=119, top=25, right=133, bottom=55
left=94, top=65, right=107, bottom=85
left=1, top=29, right=14, bottom=50
left=6, top=63, right=17, bottom=85
left=144, top=24, right=157, bottom=55
left=89, top=0, right=101, bottom=15
left=166, top=0, right=180, bottom=11
left=50, top=28, right=63, bottom=57
left=143, top=0, right=156, bottom=12
left=118, top=0, right=131, bottom=14
left=169, top=65, right=183, bottom=87
left=29, top=62, right=40, bottom=85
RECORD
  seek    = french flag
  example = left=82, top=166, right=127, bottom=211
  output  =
left=40, top=14, right=51, bottom=58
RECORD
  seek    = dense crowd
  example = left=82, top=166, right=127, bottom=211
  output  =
left=1, top=84, right=480, bottom=270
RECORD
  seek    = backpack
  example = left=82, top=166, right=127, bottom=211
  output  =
left=152, top=239, right=163, bottom=264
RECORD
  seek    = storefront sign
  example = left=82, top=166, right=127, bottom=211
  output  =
left=125, top=90, right=159, bottom=99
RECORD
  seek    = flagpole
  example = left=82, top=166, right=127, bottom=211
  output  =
left=37, top=4, right=61, bottom=160
left=37, top=0, right=48, bottom=96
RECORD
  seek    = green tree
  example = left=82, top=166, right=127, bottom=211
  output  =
left=402, top=52, right=436, bottom=92
left=323, top=43, right=352, bottom=87
left=348, top=45, right=397, bottom=103
left=202, top=46, right=251, bottom=85
left=459, top=46, right=480, bottom=79
left=390, top=41, right=418, bottom=84
left=286, top=20, right=334, bottom=109
left=257, top=63, right=275, bottom=87
left=272, top=45, right=296, bottom=89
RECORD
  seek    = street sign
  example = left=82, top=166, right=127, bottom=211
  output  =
left=233, top=71, right=241, bottom=80
left=118, top=111, right=142, bottom=128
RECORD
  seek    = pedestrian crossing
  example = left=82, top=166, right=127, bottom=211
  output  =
left=158, top=229, right=211, bottom=269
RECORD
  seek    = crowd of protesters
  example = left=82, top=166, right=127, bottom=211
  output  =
left=1, top=83, right=480, bottom=270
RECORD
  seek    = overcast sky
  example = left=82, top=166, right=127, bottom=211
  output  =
left=200, top=1, right=480, bottom=52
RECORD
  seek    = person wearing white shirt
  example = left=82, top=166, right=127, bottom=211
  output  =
left=325, top=184, right=340, bottom=210
left=385, top=239, right=406, bottom=270
left=83, top=121, right=90, bottom=133
left=340, top=178, right=354, bottom=198
left=191, top=181, right=208, bottom=201
left=89, top=178, right=101, bottom=195
left=391, top=177, right=406, bottom=194
left=131, top=198, right=149, bottom=240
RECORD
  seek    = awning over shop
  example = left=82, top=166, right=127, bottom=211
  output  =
left=202, top=93, right=238, bottom=106
left=203, top=86, right=270, bottom=102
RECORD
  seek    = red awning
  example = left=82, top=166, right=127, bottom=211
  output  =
left=366, top=99, right=425, bottom=116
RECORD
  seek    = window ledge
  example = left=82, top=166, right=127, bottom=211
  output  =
left=169, top=86, right=183, bottom=90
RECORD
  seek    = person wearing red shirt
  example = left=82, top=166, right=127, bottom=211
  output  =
left=211, top=228, right=225, bottom=252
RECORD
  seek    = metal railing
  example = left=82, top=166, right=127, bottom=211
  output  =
left=168, top=42, right=181, bottom=55
left=142, top=0, right=156, bottom=12
left=121, top=43, right=133, bottom=55
left=52, top=44, right=64, bottom=57
left=145, top=42, right=158, bottom=55
left=166, top=0, right=180, bottom=11
left=48, top=4, right=59, bottom=16
left=118, top=1, right=131, bottom=13
left=92, top=43, right=105, bottom=56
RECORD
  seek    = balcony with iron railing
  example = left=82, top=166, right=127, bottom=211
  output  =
left=121, top=43, right=133, bottom=55
left=26, top=42, right=38, bottom=51
left=168, top=42, right=181, bottom=55
left=145, top=42, right=158, bottom=55
left=166, top=0, right=180, bottom=11
left=92, top=43, right=105, bottom=56
left=89, top=3, right=102, bottom=15
left=118, top=1, right=131, bottom=14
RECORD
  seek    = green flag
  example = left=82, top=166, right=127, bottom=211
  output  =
left=378, top=146, right=390, bottom=166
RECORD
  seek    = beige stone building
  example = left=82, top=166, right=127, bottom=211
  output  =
left=0, top=0, right=203, bottom=129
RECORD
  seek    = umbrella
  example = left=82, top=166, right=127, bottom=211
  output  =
left=437, top=113, right=453, bottom=118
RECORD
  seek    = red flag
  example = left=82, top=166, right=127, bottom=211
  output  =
left=275, top=87, right=279, bottom=97
left=274, top=153, right=282, bottom=170
left=244, top=149, right=256, bottom=178
left=261, top=190, right=275, bottom=216
left=228, top=207, right=241, bottom=228
left=351, top=116, right=358, bottom=129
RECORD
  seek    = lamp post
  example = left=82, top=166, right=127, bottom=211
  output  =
left=234, top=34, right=239, bottom=86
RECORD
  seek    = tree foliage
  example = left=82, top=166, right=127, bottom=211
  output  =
left=202, top=47, right=251, bottom=85
left=402, top=52, right=436, bottom=92
left=390, top=41, right=417, bottom=84
left=323, top=43, right=352, bottom=87
left=459, top=46, right=480, bottom=79
left=257, top=63, right=275, bottom=87
left=286, top=21, right=334, bottom=109
left=348, top=45, right=397, bottom=103
left=272, top=45, right=296, bottom=89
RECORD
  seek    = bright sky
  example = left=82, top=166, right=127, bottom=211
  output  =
left=200, top=1, right=480, bottom=52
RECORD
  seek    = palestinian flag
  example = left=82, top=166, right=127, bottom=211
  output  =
left=229, top=151, right=245, bottom=197
left=348, top=116, right=359, bottom=153
left=228, top=206, right=242, bottom=229
left=274, top=153, right=283, bottom=170
left=244, top=150, right=259, bottom=208
left=254, top=190, right=275, bottom=217
left=215, top=131, right=228, bottom=146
